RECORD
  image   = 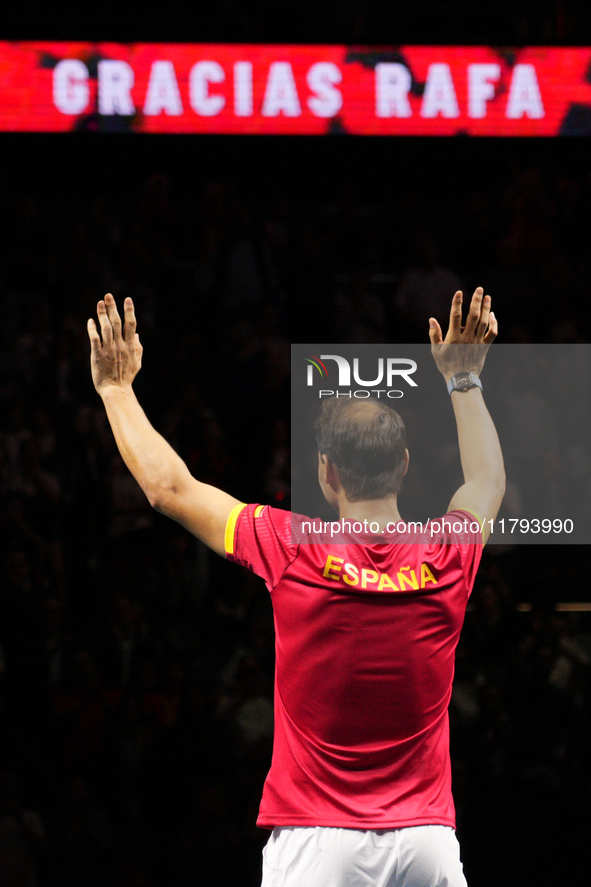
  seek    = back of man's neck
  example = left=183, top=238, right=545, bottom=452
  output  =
left=338, top=497, right=402, bottom=531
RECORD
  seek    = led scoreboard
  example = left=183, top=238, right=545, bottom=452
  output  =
left=1, top=42, right=591, bottom=134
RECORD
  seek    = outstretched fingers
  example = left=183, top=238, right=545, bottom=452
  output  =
left=97, top=299, right=113, bottom=347
left=105, top=293, right=123, bottom=343
left=87, top=318, right=101, bottom=354
left=476, top=294, right=491, bottom=341
left=429, top=317, right=443, bottom=344
left=483, top=311, right=498, bottom=344
left=464, top=287, right=484, bottom=337
left=123, top=297, right=137, bottom=345
left=448, top=291, right=463, bottom=337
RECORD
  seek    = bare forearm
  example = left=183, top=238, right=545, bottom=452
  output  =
left=430, top=287, right=503, bottom=534
left=89, top=294, right=240, bottom=553
left=100, top=385, right=191, bottom=506
left=451, top=388, right=505, bottom=486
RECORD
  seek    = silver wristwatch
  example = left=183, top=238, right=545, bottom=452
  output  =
left=447, top=371, right=482, bottom=394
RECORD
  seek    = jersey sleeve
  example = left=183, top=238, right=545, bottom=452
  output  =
left=446, top=508, right=484, bottom=596
left=224, top=503, right=299, bottom=590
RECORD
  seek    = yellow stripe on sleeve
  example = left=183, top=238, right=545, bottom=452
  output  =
left=460, top=508, right=486, bottom=545
left=254, top=505, right=266, bottom=518
left=225, top=503, right=247, bottom=555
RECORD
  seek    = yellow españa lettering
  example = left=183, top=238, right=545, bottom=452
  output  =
left=397, top=566, right=418, bottom=590
left=361, top=568, right=379, bottom=589
left=321, top=557, right=438, bottom=591
left=420, top=563, right=437, bottom=586
left=323, top=555, right=344, bottom=580
left=343, top=563, right=359, bottom=585
left=378, top=572, right=399, bottom=591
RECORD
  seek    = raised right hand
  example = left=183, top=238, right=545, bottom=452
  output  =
left=88, top=294, right=143, bottom=394
left=428, top=287, right=498, bottom=382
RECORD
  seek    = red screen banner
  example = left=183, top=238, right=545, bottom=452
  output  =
left=1, top=42, right=591, bottom=135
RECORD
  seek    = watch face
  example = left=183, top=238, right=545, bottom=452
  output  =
left=454, top=373, right=472, bottom=387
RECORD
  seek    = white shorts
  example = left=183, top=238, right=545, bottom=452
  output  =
left=261, top=825, right=468, bottom=887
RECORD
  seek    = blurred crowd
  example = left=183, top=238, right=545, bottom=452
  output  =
left=0, top=137, right=590, bottom=885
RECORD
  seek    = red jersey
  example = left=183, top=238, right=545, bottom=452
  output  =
left=224, top=503, right=482, bottom=830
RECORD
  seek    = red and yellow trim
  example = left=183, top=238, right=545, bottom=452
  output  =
left=224, top=503, right=247, bottom=555
left=460, top=508, right=486, bottom=545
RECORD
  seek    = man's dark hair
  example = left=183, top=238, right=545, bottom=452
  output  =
left=314, top=397, right=407, bottom=502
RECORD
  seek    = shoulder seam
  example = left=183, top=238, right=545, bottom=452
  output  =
left=447, top=508, right=486, bottom=547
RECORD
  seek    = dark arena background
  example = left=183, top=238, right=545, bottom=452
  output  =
left=1, top=3, right=591, bottom=886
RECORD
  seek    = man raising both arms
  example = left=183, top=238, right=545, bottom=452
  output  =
left=88, top=287, right=504, bottom=887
